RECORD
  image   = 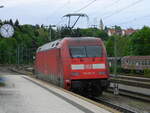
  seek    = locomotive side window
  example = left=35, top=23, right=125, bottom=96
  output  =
left=126, top=60, right=128, bottom=64
left=145, top=60, right=147, bottom=65
left=142, top=61, right=144, bottom=65
left=145, top=60, right=149, bottom=65
left=86, top=46, right=102, bottom=57
left=56, top=42, right=59, bottom=46
left=52, top=44, right=55, bottom=48
left=129, top=60, right=131, bottom=65
left=70, top=46, right=86, bottom=58
left=144, top=60, right=146, bottom=65
left=140, top=61, right=142, bottom=65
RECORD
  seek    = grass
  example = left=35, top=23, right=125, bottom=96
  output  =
left=110, top=69, right=150, bottom=78
left=0, top=76, right=5, bottom=87
left=0, top=82, right=5, bottom=87
left=122, top=73, right=150, bottom=78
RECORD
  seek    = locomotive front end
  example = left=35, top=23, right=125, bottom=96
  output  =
left=64, top=37, right=109, bottom=96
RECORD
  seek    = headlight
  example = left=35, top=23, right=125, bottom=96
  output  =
left=99, top=72, right=106, bottom=75
left=71, top=72, right=80, bottom=76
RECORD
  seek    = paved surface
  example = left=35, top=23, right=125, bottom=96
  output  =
left=0, top=67, right=113, bottom=113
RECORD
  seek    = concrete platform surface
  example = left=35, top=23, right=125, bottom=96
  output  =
left=0, top=75, right=117, bottom=113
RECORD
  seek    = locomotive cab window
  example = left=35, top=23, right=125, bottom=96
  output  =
left=69, top=46, right=102, bottom=58
left=70, top=46, right=86, bottom=58
left=86, top=46, right=102, bottom=57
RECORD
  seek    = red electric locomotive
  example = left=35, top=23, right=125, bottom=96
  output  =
left=35, top=37, right=109, bottom=96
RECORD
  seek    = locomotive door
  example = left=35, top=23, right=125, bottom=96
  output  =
left=57, top=48, right=64, bottom=87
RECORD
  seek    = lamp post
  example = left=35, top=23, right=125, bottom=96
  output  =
left=112, top=26, right=119, bottom=95
left=49, top=25, right=56, bottom=41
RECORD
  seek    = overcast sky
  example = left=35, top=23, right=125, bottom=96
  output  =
left=0, top=0, right=149, bottom=29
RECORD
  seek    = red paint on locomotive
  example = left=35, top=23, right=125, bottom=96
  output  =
left=35, top=37, right=109, bottom=96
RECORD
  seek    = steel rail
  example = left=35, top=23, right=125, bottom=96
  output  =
left=107, top=88, right=150, bottom=102
left=93, top=97, right=135, bottom=113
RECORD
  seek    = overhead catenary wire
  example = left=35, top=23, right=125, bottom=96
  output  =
left=57, top=0, right=145, bottom=28
left=89, top=0, right=121, bottom=17
left=45, top=0, right=71, bottom=24
left=56, top=0, right=96, bottom=27
left=104, top=0, right=121, bottom=10
left=106, top=13, right=150, bottom=28
left=115, top=14, right=150, bottom=26
left=108, top=0, right=121, bottom=7
left=103, top=0, right=144, bottom=20
left=100, top=0, right=121, bottom=17
left=50, top=0, right=71, bottom=16
left=74, top=0, right=98, bottom=13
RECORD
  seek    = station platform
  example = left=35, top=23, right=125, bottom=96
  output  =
left=0, top=74, right=118, bottom=113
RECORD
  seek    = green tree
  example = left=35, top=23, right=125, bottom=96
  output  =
left=9, top=19, right=14, bottom=26
left=129, top=26, right=150, bottom=55
left=15, top=19, right=19, bottom=26
left=79, top=28, right=108, bottom=40
left=106, top=35, right=130, bottom=57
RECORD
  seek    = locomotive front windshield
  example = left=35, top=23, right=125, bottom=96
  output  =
left=70, top=46, right=102, bottom=58
left=69, top=46, right=86, bottom=58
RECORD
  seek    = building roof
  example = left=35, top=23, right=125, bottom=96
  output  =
left=124, top=29, right=137, bottom=35
left=122, top=56, right=150, bottom=60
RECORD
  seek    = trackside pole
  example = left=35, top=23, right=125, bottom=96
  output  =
left=113, top=83, right=119, bottom=95
left=113, top=34, right=119, bottom=95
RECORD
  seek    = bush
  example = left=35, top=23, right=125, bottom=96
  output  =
left=144, top=68, right=150, bottom=77
left=0, top=81, right=5, bottom=86
left=109, top=66, right=123, bottom=74
left=0, top=77, right=5, bottom=86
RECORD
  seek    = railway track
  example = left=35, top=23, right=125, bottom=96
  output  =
left=110, top=74, right=150, bottom=82
left=107, top=87, right=150, bottom=102
left=93, top=86, right=150, bottom=113
left=92, top=75, right=150, bottom=113
left=110, top=75, right=150, bottom=89
left=93, top=97, right=135, bottom=113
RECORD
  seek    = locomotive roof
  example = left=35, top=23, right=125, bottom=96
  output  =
left=37, top=37, right=101, bottom=52
left=64, top=37, right=101, bottom=41
left=37, top=39, right=61, bottom=52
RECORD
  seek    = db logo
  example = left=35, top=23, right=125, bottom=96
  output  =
left=84, top=64, right=92, bottom=69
